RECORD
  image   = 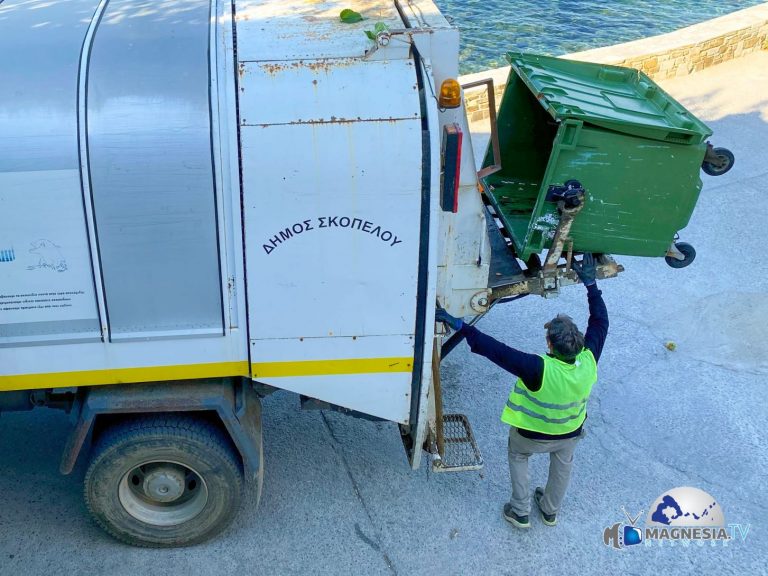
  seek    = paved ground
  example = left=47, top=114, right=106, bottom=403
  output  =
left=1, top=52, right=767, bottom=575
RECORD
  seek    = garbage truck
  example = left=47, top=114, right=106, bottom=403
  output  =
left=0, top=0, right=732, bottom=547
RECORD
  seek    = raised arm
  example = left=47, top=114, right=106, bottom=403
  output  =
left=572, top=253, right=609, bottom=362
left=583, top=283, right=609, bottom=362
left=435, top=307, right=544, bottom=390
left=459, top=325, right=545, bottom=391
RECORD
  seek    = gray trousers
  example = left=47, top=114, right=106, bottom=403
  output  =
left=507, top=426, right=583, bottom=516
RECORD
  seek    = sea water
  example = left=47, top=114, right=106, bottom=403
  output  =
left=433, top=0, right=763, bottom=74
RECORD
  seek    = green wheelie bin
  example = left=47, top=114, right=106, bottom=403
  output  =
left=481, top=52, right=733, bottom=268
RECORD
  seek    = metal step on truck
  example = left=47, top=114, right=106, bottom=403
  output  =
left=0, top=0, right=731, bottom=547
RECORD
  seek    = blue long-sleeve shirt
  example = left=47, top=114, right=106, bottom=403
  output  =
left=460, top=283, right=608, bottom=440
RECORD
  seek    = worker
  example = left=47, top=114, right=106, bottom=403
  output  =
left=436, top=253, right=608, bottom=529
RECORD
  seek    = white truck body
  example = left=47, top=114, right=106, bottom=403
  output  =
left=0, top=0, right=492, bottom=465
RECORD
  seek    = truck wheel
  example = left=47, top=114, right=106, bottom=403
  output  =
left=665, top=242, right=696, bottom=269
left=84, top=414, right=243, bottom=547
left=702, top=147, right=734, bottom=176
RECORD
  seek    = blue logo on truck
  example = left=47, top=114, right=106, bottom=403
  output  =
left=0, top=248, right=15, bottom=262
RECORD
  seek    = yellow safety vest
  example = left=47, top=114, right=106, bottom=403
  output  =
left=501, top=349, right=597, bottom=435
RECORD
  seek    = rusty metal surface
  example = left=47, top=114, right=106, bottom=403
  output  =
left=488, top=255, right=624, bottom=302
left=239, top=58, right=419, bottom=126
left=462, top=78, right=502, bottom=179
left=59, top=394, right=96, bottom=475
left=235, top=0, right=404, bottom=61
left=431, top=346, right=445, bottom=459
left=542, top=196, right=584, bottom=273
left=431, top=413, right=483, bottom=473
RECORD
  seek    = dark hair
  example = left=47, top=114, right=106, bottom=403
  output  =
left=545, top=314, right=585, bottom=360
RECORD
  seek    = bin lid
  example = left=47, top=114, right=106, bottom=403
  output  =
left=506, top=52, right=712, bottom=144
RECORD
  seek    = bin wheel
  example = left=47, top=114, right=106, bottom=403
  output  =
left=665, top=242, right=696, bottom=269
left=702, top=147, right=734, bottom=176
left=84, top=414, right=244, bottom=548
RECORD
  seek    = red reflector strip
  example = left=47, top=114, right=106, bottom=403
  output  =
left=452, top=126, right=463, bottom=213
left=440, top=123, right=463, bottom=213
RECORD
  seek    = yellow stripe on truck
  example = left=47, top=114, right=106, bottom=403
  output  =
left=0, top=361, right=250, bottom=392
left=0, top=357, right=414, bottom=391
left=251, top=357, right=413, bottom=378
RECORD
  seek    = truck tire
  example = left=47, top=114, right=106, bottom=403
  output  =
left=84, top=414, right=243, bottom=547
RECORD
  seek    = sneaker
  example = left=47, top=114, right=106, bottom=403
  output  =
left=534, top=487, right=557, bottom=526
left=502, top=503, right=530, bottom=529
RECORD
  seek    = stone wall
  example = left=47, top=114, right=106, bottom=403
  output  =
left=461, top=3, right=768, bottom=123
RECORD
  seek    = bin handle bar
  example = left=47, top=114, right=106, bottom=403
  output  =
left=462, top=78, right=502, bottom=179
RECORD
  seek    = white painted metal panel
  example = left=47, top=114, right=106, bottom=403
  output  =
left=0, top=0, right=250, bottom=386
left=250, top=335, right=413, bottom=422
left=398, top=0, right=451, bottom=28
left=243, top=119, right=422, bottom=341
left=239, top=59, right=420, bottom=125
left=0, top=170, right=101, bottom=345
left=235, top=0, right=404, bottom=61
left=0, top=0, right=102, bottom=345
left=265, top=374, right=411, bottom=423
left=4, top=329, right=248, bottom=383
left=251, top=334, right=414, bottom=361
left=239, top=36, right=423, bottom=423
